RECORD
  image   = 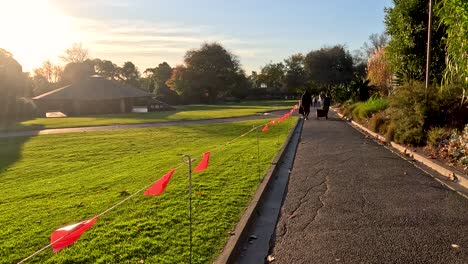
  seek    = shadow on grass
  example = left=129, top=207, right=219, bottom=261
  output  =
left=0, top=123, right=44, bottom=174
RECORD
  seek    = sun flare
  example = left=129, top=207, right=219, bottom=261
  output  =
left=0, top=0, right=80, bottom=72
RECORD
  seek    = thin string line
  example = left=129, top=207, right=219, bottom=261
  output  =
left=18, top=106, right=297, bottom=263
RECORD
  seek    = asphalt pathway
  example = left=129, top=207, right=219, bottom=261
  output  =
left=271, top=111, right=468, bottom=264
left=0, top=110, right=287, bottom=138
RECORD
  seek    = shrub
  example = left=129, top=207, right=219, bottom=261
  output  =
left=343, top=103, right=356, bottom=117
left=385, top=122, right=396, bottom=142
left=440, top=124, right=468, bottom=167
left=433, top=83, right=468, bottom=130
left=427, top=127, right=448, bottom=148
left=349, top=96, right=389, bottom=120
left=369, top=111, right=389, bottom=133
left=388, top=82, right=431, bottom=145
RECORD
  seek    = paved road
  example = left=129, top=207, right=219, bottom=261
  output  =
left=0, top=110, right=287, bottom=138
left=271, top=111, right=468, bottom=263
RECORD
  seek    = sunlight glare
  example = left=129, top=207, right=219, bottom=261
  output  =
left=0, top=0, right=80, bottom=72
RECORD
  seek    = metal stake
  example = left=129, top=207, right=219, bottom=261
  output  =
left=182, top=154, right=193, bottom=264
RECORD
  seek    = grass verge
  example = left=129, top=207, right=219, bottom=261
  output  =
left=2, top=100, right=296, bottom=131
left=0, top=117, right=296, bottom=263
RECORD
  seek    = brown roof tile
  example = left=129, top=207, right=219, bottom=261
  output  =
left=33, top=76, right=151, bottom=100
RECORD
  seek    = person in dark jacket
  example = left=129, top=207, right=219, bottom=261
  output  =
left=323, top=94, right=331, bottom=111
left=300, top=90, right=312, bottom=120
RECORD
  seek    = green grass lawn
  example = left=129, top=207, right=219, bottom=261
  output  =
left=3, top=100, right=296, bottom=131
left=0, top=117, right=296, bottom=263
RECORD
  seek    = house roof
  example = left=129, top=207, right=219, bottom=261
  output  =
left=33, top=76, right=152, bottom=101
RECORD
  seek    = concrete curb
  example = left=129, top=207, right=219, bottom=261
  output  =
left=214, top=117, right=303, bottom=264
left=332, top=108, right=468, bottom=190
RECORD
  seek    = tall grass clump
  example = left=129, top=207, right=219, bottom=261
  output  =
left=350, top=96, right=389, bottom=120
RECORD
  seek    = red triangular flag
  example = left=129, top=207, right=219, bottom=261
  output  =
left=144, top=168, right=177, bottom=196
left=50, top=216, right=98, bottom=253
left=262, top=124, right=269, bottom=132
left=194, top=151, right=210, bottom=172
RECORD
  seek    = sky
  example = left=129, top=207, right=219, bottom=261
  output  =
left=0, top=0, right=393, bottom=74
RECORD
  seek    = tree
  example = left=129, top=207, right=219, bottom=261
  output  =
left=33, top=60, right=54, bottom=83
left=166, top=65, right=200, bottom=102
left=353, top=32, right=389, bottom=80
left=367, top=47, right=393, bottom=95
left=62, top=59, right=95, bottom=83
left=362, top=33, right=390, bottom=58
left=248, top=71, right=261, bottom=89
left=0, top=49, right=33, bottom=121
left=60, top=43, right=89, bottom=63
left=33, top=60, right=62, bottom=83
left=119, top=61, right=140, bottom=88
left=304, top=45, right=354, bottom=90
left=32, top=60, right=63, bottom=95
left=167, top=42, right=242, bottom=103
left=258, top=62, right=285, bottom=92
left=384, top=0, right=446, bottom=83
left=93, top=59, right=119, bottom=80
left=145, top=62, right=173, bottom=95
left=144, top=62, right=180, bottom=103
left=284, top=54, right=307, bottom=93
left=229, top=69, right=250, bottom=98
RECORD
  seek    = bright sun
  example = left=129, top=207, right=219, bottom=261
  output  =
left=0, top=0, right=80, bottom=72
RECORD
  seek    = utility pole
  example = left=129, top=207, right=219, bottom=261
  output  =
left=425, top=0, right=433, bottom=91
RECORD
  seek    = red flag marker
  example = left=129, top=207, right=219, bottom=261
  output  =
left=262, top=124, right=269, bottom=132
left=194, top=151, right=210, bottom=172
left=144, top=169, right=177, bottom=196
left=268, top=120, right=276, bottom=125
left=50, top=216, right=98, bottom=253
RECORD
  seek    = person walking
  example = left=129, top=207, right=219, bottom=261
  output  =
left=300, top=90, right=312, bottom=120
left=323, top=94, right=331, bottom=111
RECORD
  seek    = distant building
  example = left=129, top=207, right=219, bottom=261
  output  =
left=33, top=76, right=173, bottom=116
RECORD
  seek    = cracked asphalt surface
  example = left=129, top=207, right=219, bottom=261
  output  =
left=271, top=112, right=468, bottom=264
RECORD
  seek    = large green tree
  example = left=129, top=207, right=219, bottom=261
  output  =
left=144, top=62, right=180, bottom=103
left=284, top=54, right=307, bottom=93
left=166, top=65, right=200, bottom=102
left=93, top=59, right=120, bottom=80
left=145, top=62, right=173, bottom=95
left=167, top=43, right=243, bottom=103
left=304, top=45, right=354, bottom=90
left=119, top=61, right=140, bottom=88
left=258, top=62, right=285, bottom=93
left=384, top=0, right=446, bottom=84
